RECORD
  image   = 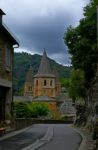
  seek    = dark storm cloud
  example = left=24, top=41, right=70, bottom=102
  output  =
left=0, top=0, right=90, bottom=64
left=8, top=11, right=72, bottom=53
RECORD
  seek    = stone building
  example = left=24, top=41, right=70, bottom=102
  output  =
left=23, top=50, right=61, bottom=111
left=0, top=9, right=19, bottom=120
left=33, top=50, right=56, bottom=98
left=33, top=50, right=61, bottom=112
left=24, top=66, right=33, bottom=96
left=52, top=66, right=61, bottom=96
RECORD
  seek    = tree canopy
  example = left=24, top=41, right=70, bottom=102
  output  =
left=64, top=0, right=98, bottom=88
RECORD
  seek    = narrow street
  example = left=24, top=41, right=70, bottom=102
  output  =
left=38, top=124, right=82, bottom=150
left=0, top=124, right=82, bottom=150
left=0, top=124, right=47, bottom=150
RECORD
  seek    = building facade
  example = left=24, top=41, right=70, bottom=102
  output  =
left=33, top=50, right=56, bottom=98
left=0, top=9, right=19, bottom=120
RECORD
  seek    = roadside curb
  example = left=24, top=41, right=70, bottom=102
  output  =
left=22, top=126, right=54, bottom=150
left=70, top=125, right=87, bottom=150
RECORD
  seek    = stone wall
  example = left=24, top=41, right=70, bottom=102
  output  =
left=34, top=77, right=56, bottom=98
left=0, top=32, right=13, bottom=81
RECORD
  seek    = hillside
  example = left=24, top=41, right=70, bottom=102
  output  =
left=13, top=52, right=71, bottom=95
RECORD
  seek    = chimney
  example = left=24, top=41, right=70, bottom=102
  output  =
left=0, top=9, right=5, bottom=25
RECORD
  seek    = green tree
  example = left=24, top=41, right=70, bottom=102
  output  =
left=14, top=102, right=31, bottom=118
left=14, top=102, right=50, bottom=118
left=68, top=69, right=86, bottom=103
left=64, top=0, right=98, bottom=88
left=29, top=102, right=49, bottom=118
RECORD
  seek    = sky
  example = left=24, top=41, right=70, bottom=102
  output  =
left=0, top=0, right=89, bottom=65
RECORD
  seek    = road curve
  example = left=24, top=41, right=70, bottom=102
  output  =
left=38, top=124, right=82, bottom=150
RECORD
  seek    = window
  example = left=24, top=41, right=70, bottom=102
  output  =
left=50, top=80, right=53, bottom=86
left=44, top=80, right=47, bottom=86
left=36, top=80, right=38, bottom=86
left=5, top=46, right=10, bottom=66
left=28, top=86, right=32, bottom=91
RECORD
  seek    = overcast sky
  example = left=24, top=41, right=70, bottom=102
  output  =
left=0, top=0, right=89, bottom=65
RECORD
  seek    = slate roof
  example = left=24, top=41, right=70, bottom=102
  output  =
left=33, top=95, right=56, bottom=102
left=34, top=50, right=55, bottom=78
left=25, top=65, right=33, bottom=83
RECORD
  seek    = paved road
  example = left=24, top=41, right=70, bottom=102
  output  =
left=38, top=124, right=82, bottom=150
left=0, top=124, right=82, bottom=150
left=0, top=124, right=47, bottom=150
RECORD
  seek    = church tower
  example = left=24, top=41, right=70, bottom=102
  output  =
left=24, top=65, right=33, bottom=96
left=52, top=66, right=61, bottom=96
left=33, top=50, right=56, bottom=98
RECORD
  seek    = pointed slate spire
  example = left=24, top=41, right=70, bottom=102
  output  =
left=25, top=65, right=33, bottom=82
left=34, top=50, right=55, bottom=77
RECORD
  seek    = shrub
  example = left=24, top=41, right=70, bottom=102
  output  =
left=28, top=102, right=49, bottom=118
left=13, top=101, right=50, bottom=118
left=14, top=101, right=31, bottom=118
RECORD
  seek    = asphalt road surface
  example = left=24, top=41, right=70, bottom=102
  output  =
left=0, top=124, right=47, bottom=150
left=38, top=124, right=82, bottom=150
left=0, top=124, right=82, bottom=150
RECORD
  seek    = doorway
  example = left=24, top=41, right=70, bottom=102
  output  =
left=0, top=86, right=7, bottom=120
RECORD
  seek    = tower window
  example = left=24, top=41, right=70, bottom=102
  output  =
left=36, top=80, right=38, bottom=86
left=50, top=80, right=53, bottom=86
left=28, top=86, right=32, bottom=91
left=44, top=80, right=47, bottom=86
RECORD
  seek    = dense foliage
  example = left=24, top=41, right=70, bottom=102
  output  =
left=13, top=52, right=71, bottom=95
left=28, top=102, right=49, bottom=118
left=64, top=0, right=98, bottom=88
left=14, top=102, right=49, bottom=118
left=68, top=69, right=86, bottom=102
left=61, top=69, right=86, bottom=102
left=14, top=102, right=31, bottom=118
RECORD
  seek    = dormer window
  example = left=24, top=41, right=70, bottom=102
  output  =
left=5, top=45, right=10, bottom=66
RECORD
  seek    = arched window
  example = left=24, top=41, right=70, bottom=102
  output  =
left=50, top=80, right=53, bottom=86
left=28, top=86, right=32, bottom=91
left=36, top=80, right=38, bottom=86
left=44, top=80, right=47, bottom=86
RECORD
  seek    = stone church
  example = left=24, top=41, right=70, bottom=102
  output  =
left=24, top=50, right=61, bottom=111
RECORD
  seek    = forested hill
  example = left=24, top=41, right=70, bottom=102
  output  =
left=13, top=52, right=71, bottom=95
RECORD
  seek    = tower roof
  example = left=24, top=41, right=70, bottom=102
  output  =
left=34, top=50, right=55, bottom=78
left=25, top=65, right=33, bottom=82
